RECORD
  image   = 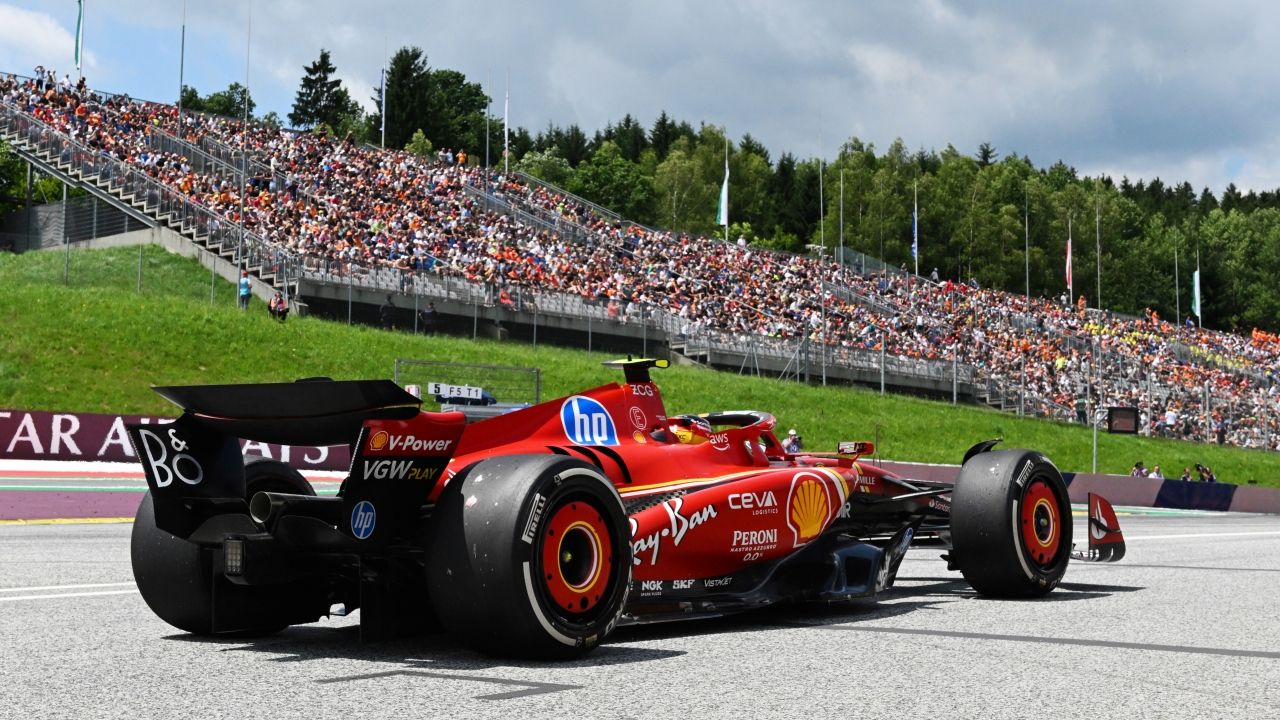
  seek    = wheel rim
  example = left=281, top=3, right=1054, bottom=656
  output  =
left=540, top=498, right=613, bottom=615
left=1019, top=478, right=1061, bottom=566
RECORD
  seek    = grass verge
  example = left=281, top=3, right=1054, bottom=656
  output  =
left=3, top=244, right=1278, bottom=485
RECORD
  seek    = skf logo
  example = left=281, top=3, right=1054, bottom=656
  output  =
left=671, top=579, right=694, bottom=590
left=560, top=396, right=618, bottom=446
left=787, top=472, right=833, bottom=547
left=368, top=430, right=390, bottom=452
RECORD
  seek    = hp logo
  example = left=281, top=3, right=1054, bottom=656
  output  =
left=560, top=395, right=618, bottom=446
left=350, top=500, right=377, bottom=540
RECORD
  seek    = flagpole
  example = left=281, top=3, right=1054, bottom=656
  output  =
left=236, top=0, right=251, bottom=273
left=503, top=68, right=509, bottom=176
left=724, top=136, right=730, bottom=244
left=177, top=0, right=186, bottom=130
left=912, top=180, right=919, bottom=277
left=839, top=167, right=844, bottom=267
left=818, top=150, right=825, bottom=253
left=1173, top=233, right=1180, bottom=325
left=75, top=0, right=86, bottom=82
left=1024, top=182, right=1030, bottom=299
left=380, top=38, right=386, bottom=149
left=1095, top=194, right=1101, bottom=310
left=1187, top=244, right=1198, bottom=326
left=1067, top=213, right=1073, bottom=305
left=484, top=67, right=491, bottom=173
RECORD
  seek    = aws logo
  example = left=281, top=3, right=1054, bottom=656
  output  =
left=560, top=396, right=618, bottom=446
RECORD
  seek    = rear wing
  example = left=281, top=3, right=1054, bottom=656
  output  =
left=150, top=379, right=421, bottom=446
left=126, top=379, right=425, bottom=538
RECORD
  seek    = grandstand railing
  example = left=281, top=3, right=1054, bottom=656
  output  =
left=835, top=246, right=900, bottom=277
left=514, top=170, right=622, bottom=224
left=0, top=102, right=302, bottom=287
left=462, top=185, right=589, bottom=243
left=147, top=126, right=245, bottom=185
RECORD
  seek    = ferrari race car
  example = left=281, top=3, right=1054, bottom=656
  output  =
left=127, top=359, right=1126, bottom=658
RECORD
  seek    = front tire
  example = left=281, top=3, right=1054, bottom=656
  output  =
left=131, top=456, right=314, bottom=635
left=950, top=449, right=1072, bottom=598
left=426, top=455, right=631, bottom=659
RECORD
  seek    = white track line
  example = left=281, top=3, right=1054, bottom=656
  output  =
left=1125, top=531, right=1280, bottom=541
left=0, top=582, right=134, bottom=593
left=0, top=589, right=136, bottom=602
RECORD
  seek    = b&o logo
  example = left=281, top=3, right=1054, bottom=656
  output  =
left=350, top=500, right=377, bottom=540
left=560, top=396, right=618, bottom=446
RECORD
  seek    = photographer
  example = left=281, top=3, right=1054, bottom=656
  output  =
left=783, top=428, right=803, bottom=453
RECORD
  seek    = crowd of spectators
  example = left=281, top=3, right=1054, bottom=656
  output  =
left=3, top=69, right=1277, bottom=457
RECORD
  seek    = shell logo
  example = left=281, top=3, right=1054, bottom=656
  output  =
left=787, top=473, right=830, bottom=546
left=368, top=430, right=390, bottom=452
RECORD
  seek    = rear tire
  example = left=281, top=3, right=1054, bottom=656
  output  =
left=131, top=456, right=314, bottom=635
left=426, top=455, right=631, bottom=659
left=950, top=449, right=1072, bottom=598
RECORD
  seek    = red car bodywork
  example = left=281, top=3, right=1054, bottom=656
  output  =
left=361, top=374, right=911, bottom=589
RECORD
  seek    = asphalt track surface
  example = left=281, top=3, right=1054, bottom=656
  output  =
left=4, top=511, right=1280, bottom=719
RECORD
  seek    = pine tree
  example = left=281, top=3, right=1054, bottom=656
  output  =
left=290, top=49, right=344, bottom=129
left=977, top=142, right=998, bottom=168
left=650, top=111, right=678, bottom=160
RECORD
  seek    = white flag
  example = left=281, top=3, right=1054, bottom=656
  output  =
left=75, top=0, right=85, bottom=71
left=1192, top=269, right=1201, bottom=317
left=716, top=153, right=729, bottom=227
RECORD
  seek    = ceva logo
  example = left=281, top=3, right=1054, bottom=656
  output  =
left=350, top=500, right=377, bottom=540
left=560, top=395, right=618, bottom=446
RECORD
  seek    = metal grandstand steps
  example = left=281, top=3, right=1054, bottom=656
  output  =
left=1, top=101, right=299, bottom=299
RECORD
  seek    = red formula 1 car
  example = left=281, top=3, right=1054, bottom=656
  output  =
left=127, top=360, right=1125, bottom=658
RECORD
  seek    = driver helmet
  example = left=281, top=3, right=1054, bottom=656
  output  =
left=668, top=415, right=713, bottom=444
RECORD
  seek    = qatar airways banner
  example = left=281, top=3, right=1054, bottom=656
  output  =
left=0, top=409, right=351, bottom=471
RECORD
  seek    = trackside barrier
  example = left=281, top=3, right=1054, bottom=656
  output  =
left=1152, top=480, right=1236, bottom=512
left=876, top=461, right=1280, bottom=514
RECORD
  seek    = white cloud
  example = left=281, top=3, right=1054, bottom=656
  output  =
left=0, top=4, right=95, bottom=76
left=8, top=0, right=1280, bottom=194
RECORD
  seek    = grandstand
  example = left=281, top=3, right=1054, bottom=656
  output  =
left=2, top=70, right=1276, bottom=456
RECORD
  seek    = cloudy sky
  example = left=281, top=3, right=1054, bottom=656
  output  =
left=2, top=1, right=1278, bottom=194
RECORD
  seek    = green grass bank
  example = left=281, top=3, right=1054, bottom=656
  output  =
left=3, top=245, right=1278, bottom=486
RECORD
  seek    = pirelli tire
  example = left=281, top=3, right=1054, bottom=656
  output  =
left=130, top=456, right=314, bottom=635
left=950, top=449, right=1072, bottom=598
left=426, top=455, right=631, bottom=659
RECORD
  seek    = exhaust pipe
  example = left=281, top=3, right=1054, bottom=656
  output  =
left=250, top=491, right=342, bottom=530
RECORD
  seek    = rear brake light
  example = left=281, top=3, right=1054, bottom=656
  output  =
left=223, top=538, right=245, bottom=576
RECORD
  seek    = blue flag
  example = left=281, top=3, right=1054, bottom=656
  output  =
left=911, top=208, right=918, bottom=260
